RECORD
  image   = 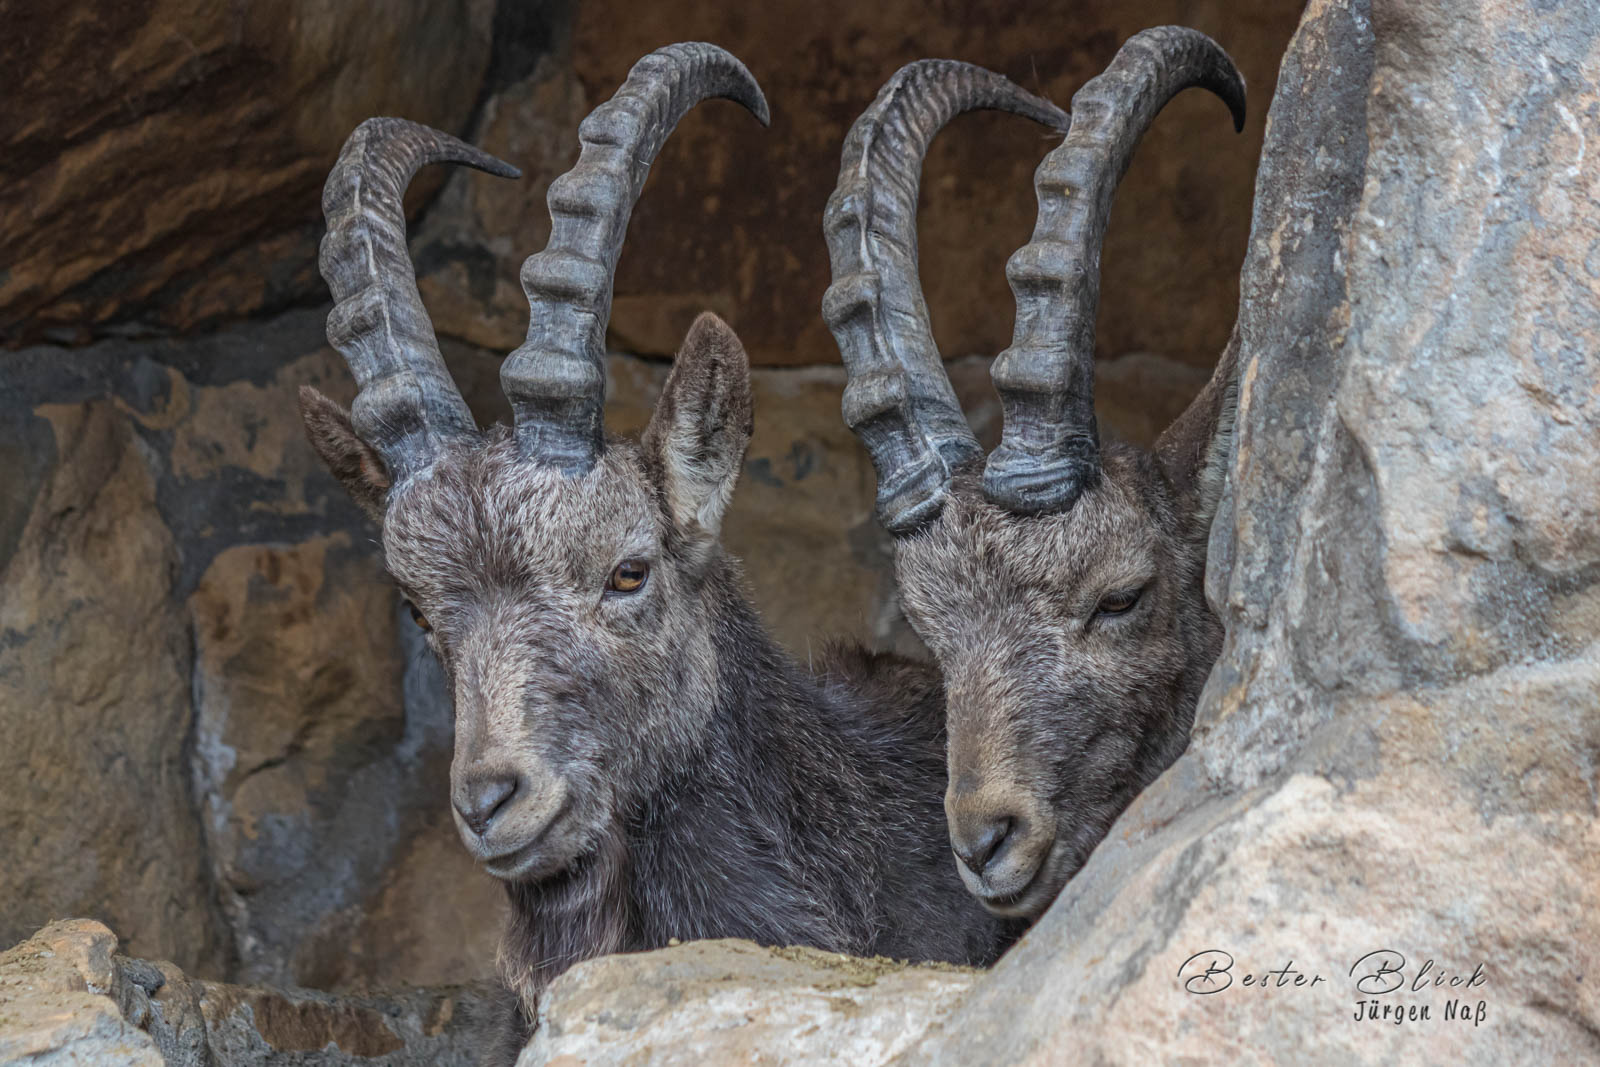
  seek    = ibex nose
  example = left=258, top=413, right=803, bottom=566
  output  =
left=950, top=813, right=1015, bottom=876
left=455, top=773, right=519, bottom=837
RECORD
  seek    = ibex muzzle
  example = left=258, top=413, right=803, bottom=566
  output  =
left=826, top=27, right=1247, bottom=919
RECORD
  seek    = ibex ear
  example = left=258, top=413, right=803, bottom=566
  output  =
left=1155, top=327, right=1240, bottom=542
left=642, top=312, right=754, bottom=544
left=298, top=385, right=392, bottom=524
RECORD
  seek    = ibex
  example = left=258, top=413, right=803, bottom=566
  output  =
left=298, top=43, right=1054, bottom=1058
left=824, top=27, right=1247, bottom=921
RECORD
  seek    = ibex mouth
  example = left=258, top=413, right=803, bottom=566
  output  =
left=479, top=794, right=577, bottom=882
left=965, top=833, right=1064, bottom=919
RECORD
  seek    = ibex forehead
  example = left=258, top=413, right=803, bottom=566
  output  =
left=381, top=431, right=661, bottom=599
left=934, top=468, right=1164, bottom=589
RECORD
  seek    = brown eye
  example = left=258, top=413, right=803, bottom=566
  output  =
left=1097, top=589, right=1141, bottom=616
left=608, top=559, right=649, bottom=594
left=407, top=602, right=432, bottom=631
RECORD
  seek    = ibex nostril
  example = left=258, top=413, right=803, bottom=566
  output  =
left=456, top=774, right=518, bottom=837
left=951, top=815, right=1015, bottom=876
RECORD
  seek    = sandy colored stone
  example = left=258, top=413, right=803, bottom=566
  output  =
left=0, top=920, right=162, bottom=1064
left=417, top=1, right=1302, bottom=367
left=522, top=940, right=980, bottom=1067
left=0, top=0, right=495, bottom=344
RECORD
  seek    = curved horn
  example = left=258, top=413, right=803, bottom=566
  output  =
left=823, top=61, right=1069, bottom=533
left=503, top=42, right=770, bottom=474
left=320, top=117, right=519, bottom=482
left=983, top=26, right=1246, bottom=515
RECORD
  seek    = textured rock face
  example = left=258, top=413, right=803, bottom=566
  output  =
left=4, top=1, right=1292, bottom=362
left=414, top=0, right=1302, bottom=366
left=523, top=941, right=980, bottom=1067
left=0, top=0, right=494, bottom=344
left=0, top=313, right=504, bottom=987
left=0, top=400, right=229, bottom=974
left=188, top=535, right=506, bottom=990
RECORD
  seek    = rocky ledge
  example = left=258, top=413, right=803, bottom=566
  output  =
left=0, top=920, right=494, bottom=1066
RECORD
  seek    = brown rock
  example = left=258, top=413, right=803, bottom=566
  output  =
left=0, top=400, right=228, bottom=972
left=0, top=0, right=495, bottom=344
left=417, top=1, right=1302, bottom=367
left=189, top=976, right=493, bottom=1066
left=187, top=516, right=501, bottom=992
left=0, top=919, right=498, bottom=1066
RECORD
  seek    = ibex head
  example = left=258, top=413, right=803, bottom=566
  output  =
left=825, top=28, right=1245, bottom=918
left=300, top=44, right=769, bottom=882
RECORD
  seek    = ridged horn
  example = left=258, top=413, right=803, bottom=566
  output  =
left=983, top=26, right=1246, bottom=515
left=823, top=60, right=1069, bottom=533
left=320, top=117, right=519, bottom=482
left=502, top=42, right=770, bottom=474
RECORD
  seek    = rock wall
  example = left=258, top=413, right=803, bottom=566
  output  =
left=525, top=0, right=1600, bottom=1063
left=418, top=0, right=1306, bottom=367
left=0, top=0, right=1292, bottom=1002
left=1, top=0, right=496, bottom=344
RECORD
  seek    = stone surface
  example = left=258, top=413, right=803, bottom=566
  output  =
left=0, top=0, right=495, bottom=345
left=188, top=535, right=505, bottom=991
left=0, top=313, right=507, bottom=991
left=0, top=920, right=163, bottom=1064
left=416, top=0, right=1303, bottom=367
left=172, top=977, right=490, bottom=1066
left=523, top=940, right=980, bottom=1067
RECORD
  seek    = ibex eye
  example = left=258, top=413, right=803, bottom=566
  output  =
left=1097, top=589, right=1141, bottom=616
left=407, top=602, right=432, bottom=631
left=608, top=560, right=650, bottom=594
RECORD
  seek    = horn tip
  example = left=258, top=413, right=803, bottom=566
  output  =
left=745, top=84, right=772, bottom=127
